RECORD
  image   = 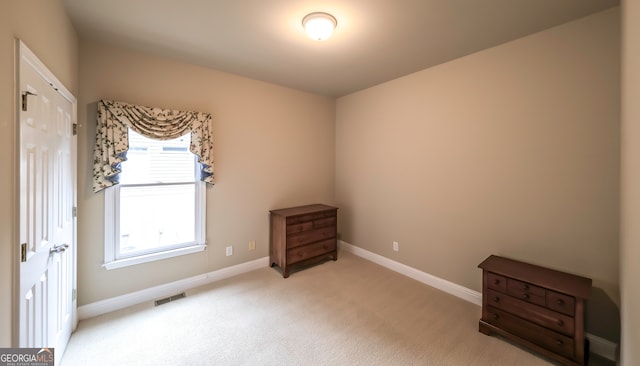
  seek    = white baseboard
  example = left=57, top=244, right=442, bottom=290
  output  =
left=586, top=333, right=619, bottom=362
left=78, top=256, right=269, bottom=320
left=339, top=241, right=482, bottom=305
left=339, top=240, right=619, bottom=362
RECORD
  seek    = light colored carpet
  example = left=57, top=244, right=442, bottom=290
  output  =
left=61, top=251, right=577, bottom=365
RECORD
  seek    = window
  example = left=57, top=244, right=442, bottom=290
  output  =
left=104, top=129, right=206, bottom=269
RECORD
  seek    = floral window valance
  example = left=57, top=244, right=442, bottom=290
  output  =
left=93, top=99, right=214, bottom=192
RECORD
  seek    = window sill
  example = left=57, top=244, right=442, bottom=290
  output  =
left=103, top=244, right=207, bottom=270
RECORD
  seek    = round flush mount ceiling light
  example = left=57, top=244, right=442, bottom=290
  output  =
left=302, top=12, right=337, bottom=41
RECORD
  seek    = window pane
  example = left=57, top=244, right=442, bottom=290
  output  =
left=118, top=184, right=195, bottom=257
left=120, top=129, right=196, bottom=184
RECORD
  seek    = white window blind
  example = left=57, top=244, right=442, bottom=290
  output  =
left=120, top=129, right=195, bottom=184
left=103, top=129, right=206, bottom=269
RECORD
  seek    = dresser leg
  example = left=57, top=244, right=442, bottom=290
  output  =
left=478, top=320, right=492, bottom=335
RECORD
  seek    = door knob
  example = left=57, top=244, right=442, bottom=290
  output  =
left=50, top=243, right=69, bottom=254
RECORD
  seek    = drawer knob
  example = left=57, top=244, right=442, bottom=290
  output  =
left=493, top=279, right=500, bottom=285
left=493, top=296, right=500, bottom=303
left=523, top=294, right=530, bottom=300
left=555, top=339, right=564, bottom=346
left=556, top=299, right=565, bottom=306
left=523, top=284, right=529, bottom=290
left=557, top=319, right=564, bottom=327
left=492, top=313, right=499, bottom=320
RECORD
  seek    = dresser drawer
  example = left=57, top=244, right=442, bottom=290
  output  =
left=287, top=226, right=336, bottom=248
left=487, top=272, right=507, bottom=293
left=286, top=216, right=337, bottom=234
left=287, top=211, right=335, bottom=225
left=486, top=289, right=574, bottom=336
left=507, top=278, right=546, bottom=306
left=286, top=221, right=314, bottom=234
left=547, top=290, right=575, bottom=317
left=312, top=216, right=336, bottom=229
left=486, top=306, right=574, bottom=359
left=286, top=239, right=336, bottom=264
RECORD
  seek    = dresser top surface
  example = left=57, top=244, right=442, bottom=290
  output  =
left=269, top=204, right=338, bottom=217
left=478, top=255, right=592, bottom=299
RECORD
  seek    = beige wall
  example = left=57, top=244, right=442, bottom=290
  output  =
left=336, top=7, right=619, bottom=310
left=1, top=1, right=630, bottom=357
left=0, top=0, right=78, bottom=347
left=76, top=41, right=335, bottom=305
left=621, top=0, right=640, bottom=364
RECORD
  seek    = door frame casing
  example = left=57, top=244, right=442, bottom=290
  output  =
left=12, top=39, right=78, bottom=347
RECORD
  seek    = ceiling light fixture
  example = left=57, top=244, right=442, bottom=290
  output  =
left=302, top=12, right=337, bottom=41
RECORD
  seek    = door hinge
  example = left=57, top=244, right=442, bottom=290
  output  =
left=20, top=243, right=27, bottom=262
left=72, top=123, right=78, bottom=136
left=72, top=206, right=77, bottom=218
left=72, top=289, right=77, bottom=301
left=21, top=91, right=37, bottom=112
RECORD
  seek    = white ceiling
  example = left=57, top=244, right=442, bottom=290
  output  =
left=62, top=0, right=619, bottom=97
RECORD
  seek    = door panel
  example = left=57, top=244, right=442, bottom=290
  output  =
left=18, top=41, right=76, bottom=365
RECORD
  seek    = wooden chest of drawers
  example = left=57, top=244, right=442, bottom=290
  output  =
left=478, top=255, right=592, bottom=366
left=269, top=204, right=338, bottom=278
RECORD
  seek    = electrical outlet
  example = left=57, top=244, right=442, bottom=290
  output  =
left=249, top=240, right=256, bottom=251
left=225, top=246, right=233, bottom=256
left=393, top=241, right=399, bottom=252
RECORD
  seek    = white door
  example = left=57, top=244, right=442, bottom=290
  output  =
left=17, top=41, right=77, bottom=365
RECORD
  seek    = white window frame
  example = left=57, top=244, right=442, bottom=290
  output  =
left=103, top=169, right=207, bottom=270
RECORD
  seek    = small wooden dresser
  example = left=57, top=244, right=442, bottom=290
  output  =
left=269, top=204, right=338, bottom=278
left=478, top=255, right=592, bottom=366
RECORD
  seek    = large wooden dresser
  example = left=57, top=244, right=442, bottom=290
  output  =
left=269, top=204, right=338, bottom=278
left=478, top=255, right=592, bottom=366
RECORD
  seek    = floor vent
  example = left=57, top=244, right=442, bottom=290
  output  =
left=154, top=292, right=186, bottom=307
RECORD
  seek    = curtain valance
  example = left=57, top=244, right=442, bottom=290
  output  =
left=93, top=99, right=214, bottom=192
